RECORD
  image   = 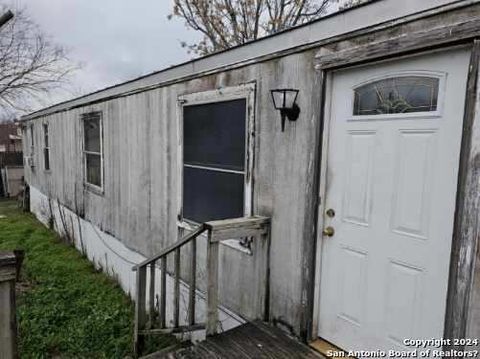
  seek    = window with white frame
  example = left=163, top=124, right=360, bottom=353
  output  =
left=82, top=112, right=103, bottom=189
left=182, top=96, right=251, bottom=223
left=43, top=123, right=50, bottom=170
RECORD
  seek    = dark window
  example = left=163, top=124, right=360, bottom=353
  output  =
left=183, top=99, right=246, bottom=223
left=83, top=112, right=102, bottom=188
left=354, top=76, right=439, bottom=115
left=184, top=100, right=246, bottom=171
left=43, top=123, right=50, bottom=171
left=85, top=153, right=101, bottom=187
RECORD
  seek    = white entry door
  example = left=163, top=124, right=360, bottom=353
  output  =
left=317, top=48, right=471, bottom=353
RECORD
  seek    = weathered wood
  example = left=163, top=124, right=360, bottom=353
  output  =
left=134, top=265, right=147, bottom=356
left=133, top=216, right=272, bottom=352
left=208, top=227, right=269, bottom=242
left=148, top=262, right=156, bottom=328
left=173, top=248, right=180, bottom=328
left=262, top=226, right=272, bottom=322
left=0, top=252, right=20, bottom=359
left=188, top=239, right=196, bottom=326
left=139, top=323, right=205, bottom=335
left=301, top=67, right=327, bottom=341
left=205, top=216, right=269, bottom=231
left=316, top=6, right=480, bottom=69
left=133, top=225, right=206, bottom=270
left=205, top=216, right=270, bottom=242
left=206, top=230, right=219, bottom=336
left=444, top=39, right=480, bottom=350
left=170, top=321, right=323, bottom=358
left=160, top=256, right=167, bottom=329
left=138, top=344, right=182, bottom=359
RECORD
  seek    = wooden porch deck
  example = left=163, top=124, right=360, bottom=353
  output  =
left=144, top=321, right=325, bottom=359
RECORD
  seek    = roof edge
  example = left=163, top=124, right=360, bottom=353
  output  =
left=21, top=0, right=473, bottom=121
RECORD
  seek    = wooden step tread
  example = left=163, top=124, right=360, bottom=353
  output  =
left=145, top=321, right=325, bottom=359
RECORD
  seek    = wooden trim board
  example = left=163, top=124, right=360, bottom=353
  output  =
left=310, top=338, right=352, bottom=358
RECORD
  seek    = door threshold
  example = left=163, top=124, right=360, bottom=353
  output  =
left=310, top=338, right=354, bottom=358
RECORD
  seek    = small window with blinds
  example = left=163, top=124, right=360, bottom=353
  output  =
left=183, top=99, right=247, bottom=223
left=82, top=112, right=103, bottom=190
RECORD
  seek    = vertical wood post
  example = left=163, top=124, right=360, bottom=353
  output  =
left=206, top=229, right=219, bottom=336
left=445, top=39, right=480, bottom=348
left=160, top=257, right=167, bottom=328
left=148, top=262, right=156, bottom=328
left=0, top=251, right=22, bottom=359
left=188, top=239, right=196, bottom=326
left=134, top=265, right=146, bottom=357
left=173, top=248, right=180, bottom=328
left=262, top=224, right=271, bottom=322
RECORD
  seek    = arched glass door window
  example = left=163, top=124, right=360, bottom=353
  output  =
left=353, top=76, right=440, bottom=115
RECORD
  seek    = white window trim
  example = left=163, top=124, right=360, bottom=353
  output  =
left=43, top=123, right=50, bottom=172
left=176, top=83, right=256, bottom=254
left=81, top=111, right=104, bottom=194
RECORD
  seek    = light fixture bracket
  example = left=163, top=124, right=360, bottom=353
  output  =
left=270, top=89, right=301, bottom=132
left=280, top=103, right=300, bottom=131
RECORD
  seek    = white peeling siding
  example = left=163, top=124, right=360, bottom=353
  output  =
left=29, top=185, right=244, bottom=339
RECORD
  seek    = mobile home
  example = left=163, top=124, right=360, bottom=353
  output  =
left=21, top=0, right=480, bottom=355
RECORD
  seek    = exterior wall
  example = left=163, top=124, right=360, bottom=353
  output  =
left=29, top=185, right=244, bottom=338
left=23, top=49, right=320, bottom=335
left=20, top=0, right=480, bottom=342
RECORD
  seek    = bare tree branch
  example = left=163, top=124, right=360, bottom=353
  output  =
left=170, top=0, right=331, bottom=55
left=0, top=6, right=77, bottom=116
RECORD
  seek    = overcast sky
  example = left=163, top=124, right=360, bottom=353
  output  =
left=9, top=0, right=200, bottom=107
left=2, top=0, right=344, bottom=113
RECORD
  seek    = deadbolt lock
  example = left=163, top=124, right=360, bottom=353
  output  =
left=322, top=226, right=335, bottom=237
left=326, top=208, right=335, bottom=218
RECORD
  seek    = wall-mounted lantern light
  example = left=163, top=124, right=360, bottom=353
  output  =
left=270, top=89, right=300, bottom=132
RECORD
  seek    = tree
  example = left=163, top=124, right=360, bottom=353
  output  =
left=339, top=0, right=369, bottom=10
left=0, top=7, right=76, bottom=116
left=170, top=0, right=331, bottom=55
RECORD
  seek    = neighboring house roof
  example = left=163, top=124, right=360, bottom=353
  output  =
left=20, top=0, right=472, bottom=121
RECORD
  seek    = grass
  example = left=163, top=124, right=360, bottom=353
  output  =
left=0, top=199, right=176, bottom=358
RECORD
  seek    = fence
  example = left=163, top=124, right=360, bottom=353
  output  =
left=0, top=152, right=23, bottom=168
left=0, top=251, right=23, bottom=359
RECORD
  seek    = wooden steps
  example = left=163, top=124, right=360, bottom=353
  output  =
left=143, top=321, right=325, bottom=359
left=309, top=338, right=350, bottom=358
left=133, top=216, right=271, bottom=356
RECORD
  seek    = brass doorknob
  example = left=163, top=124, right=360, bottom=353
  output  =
left=322, top=226, right=335, bottom=237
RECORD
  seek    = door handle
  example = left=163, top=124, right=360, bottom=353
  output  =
left=322, top=226, right=335, bottom=237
